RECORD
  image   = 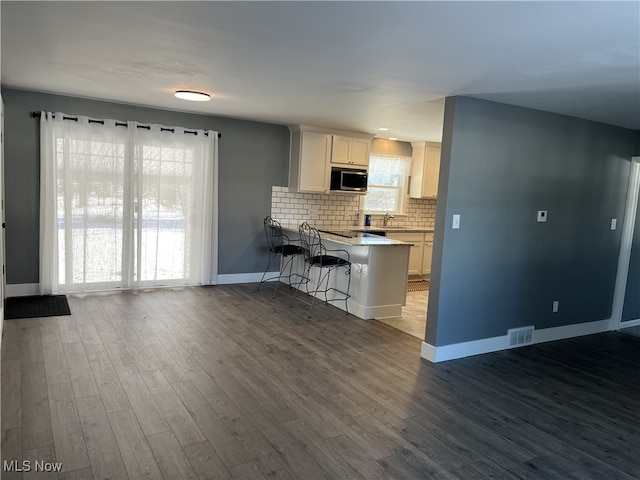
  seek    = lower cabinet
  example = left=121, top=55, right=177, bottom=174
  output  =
left=386, top=232, right=431, bottom=276
left=408, top=243, right=424, bottom=276
left=422, top=234, right=434, bottom=275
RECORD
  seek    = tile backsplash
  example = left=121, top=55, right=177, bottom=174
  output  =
left=270, top=186, right=437, bottom=229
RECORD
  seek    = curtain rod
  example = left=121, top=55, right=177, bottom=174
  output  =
left=30, top=112, right=222, bottom=138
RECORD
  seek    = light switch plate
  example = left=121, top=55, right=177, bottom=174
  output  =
left=452, top=214, right=460, bottom=229
left=537, top=210, right=547, bottom=222
left=611, top=218, right=617, bottom=230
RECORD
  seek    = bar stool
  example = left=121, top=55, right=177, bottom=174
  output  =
left=258, top=216, right=304, bottom=297
left=290, top=222, right=351, bottom=317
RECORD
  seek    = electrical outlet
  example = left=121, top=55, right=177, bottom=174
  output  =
left=452, top=214, right=460, bottom=229
left=552, top=300, right=559, bottom=313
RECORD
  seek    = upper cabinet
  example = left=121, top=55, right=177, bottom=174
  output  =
left=289, top=126, right=373, bottom=193
left=289, top=129, right=332, bottom=193
left=331, top=135, right=371, bottom=167
left=410, top=141, right=441, bottom=198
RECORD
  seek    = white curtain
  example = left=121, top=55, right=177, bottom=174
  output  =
left=40, top=112, right=217, bottom=294
left=364, top=154, right=412, bottom=213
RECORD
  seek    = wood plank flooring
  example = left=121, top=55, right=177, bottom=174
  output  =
left=2, top=284, right=639, bottom=479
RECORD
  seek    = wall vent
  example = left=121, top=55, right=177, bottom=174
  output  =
left=507, top=326, right=534, bottom=347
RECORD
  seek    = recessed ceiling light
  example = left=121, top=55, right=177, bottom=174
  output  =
left=378, top=127, right=389, bottom=131
left=389, top=137, right=398, bottom=141
left=174, top=90, right=211, bottom=102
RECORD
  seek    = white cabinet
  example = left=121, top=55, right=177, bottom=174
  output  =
left=386, top=232, right=425, bottom=276
left=387, top=231, right=434, bottom=276
left=331, top=135, right=371, bottom=166
left=422, top=233, right=434, bottom=275
left=289, top=130, right=332, bottom=193
left=410, top=142, right=441, bottom=198
left=289, top=126, right=373, bottom=193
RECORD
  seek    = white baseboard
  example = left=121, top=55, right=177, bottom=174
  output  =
left=215, top=272, right=265, bottom=285
left=6, top=283, right=40, bottom=297
left=345, top=300, right=402, bottom=320
left=8, top=277, right=280, bottom=294
left=533, top=318, right=610, bottom=344
left=421, top=335, right=507, bottom=363
left=620, top=318, right=640, bottom=328
left=422, top=317, right=612, bottom=363
left=8, top=276, right=271, bottom=293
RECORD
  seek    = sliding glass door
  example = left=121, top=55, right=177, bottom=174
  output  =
left=56, top=128, right=127, bottom=290
left=41, top=113, right=216, bottom=294
left=133, top=131, right=211, bottom=287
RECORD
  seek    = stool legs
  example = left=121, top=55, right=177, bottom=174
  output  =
left=259, top=252, right=304, bottom=298
left=257, top=251, right=278, bottom=292
left=293, top=264, right=351, bottom=317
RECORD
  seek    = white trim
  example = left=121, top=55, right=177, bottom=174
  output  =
left=345, top=300, right=403, bottom=320
left=421, top=317, right=612, bottom=363
left=420, top=342, right=436, bottom=362
left=533, top=318, right=610, bottom=343
left=6, top=283, right=41, bottom=297
left=368, top=305, right=408, bottom=320
left=620, top=318, right=640, bottom=329
left=216, top=273, right=265, bottom=285
left=610, top=156, right=640, bottom=330
left=421, top=335, right=508, bottom=363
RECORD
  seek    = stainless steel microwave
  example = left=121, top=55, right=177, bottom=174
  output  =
left=330, top=167, right=368, bottom=192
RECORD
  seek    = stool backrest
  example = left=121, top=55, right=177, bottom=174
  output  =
left=264, top=216, right=284, bottom=253
left=299, top=222, right=323, bottom=263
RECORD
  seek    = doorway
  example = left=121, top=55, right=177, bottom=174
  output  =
left=611, top=156, right=640, bottom=330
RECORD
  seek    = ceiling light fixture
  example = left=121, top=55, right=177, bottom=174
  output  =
left=389, top=137, right=398, bottom=141
left=378, top=127, right=389, bottom=131
left=174, top=90, right=211, bottom=102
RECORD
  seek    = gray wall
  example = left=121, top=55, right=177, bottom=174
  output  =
left=426, top=96, right=637, bottom=346
left=1, top=88, right=290, bottom=284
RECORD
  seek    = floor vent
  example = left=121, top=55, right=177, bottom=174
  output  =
left=507, top=326, right=534, bottom=347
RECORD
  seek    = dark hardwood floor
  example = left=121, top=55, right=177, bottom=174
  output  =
left=2, top=284, right=639, bottom=479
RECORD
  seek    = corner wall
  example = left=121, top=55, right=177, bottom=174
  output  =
left=1, top=88, right=290, bottom=286
left=426, top=96, right=636, bottom=355
left=622, top=135, right=640, bottom=322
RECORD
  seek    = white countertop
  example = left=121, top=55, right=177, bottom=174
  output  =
left=280, top=224, right=412, bottom=247
left=353, top=226, right=435, bottom=233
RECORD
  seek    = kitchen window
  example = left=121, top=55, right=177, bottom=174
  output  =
left=363, top=154, right=412, bottom=214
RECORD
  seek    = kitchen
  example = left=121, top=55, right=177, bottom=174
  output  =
left=267, top=125, right=441, bottom=339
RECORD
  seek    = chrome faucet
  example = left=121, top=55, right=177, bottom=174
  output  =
left=383, top=212, right=395, bottom=227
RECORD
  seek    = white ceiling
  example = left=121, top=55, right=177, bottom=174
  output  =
left=2, top=1, right=639, bottom=142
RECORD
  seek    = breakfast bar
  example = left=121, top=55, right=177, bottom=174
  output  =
left=280, top=225, right=411, bottom=319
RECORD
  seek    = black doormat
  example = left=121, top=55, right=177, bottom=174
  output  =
left=5, top=295, right=71, bottom=320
